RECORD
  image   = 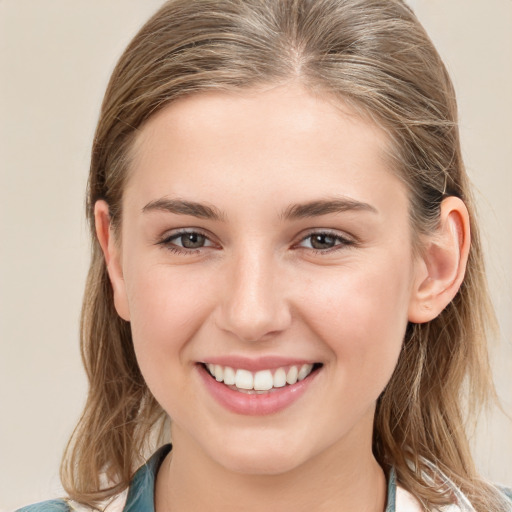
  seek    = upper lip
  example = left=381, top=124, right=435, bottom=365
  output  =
left=199, top=355, right=319, bottom=372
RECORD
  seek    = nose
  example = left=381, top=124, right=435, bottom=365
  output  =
left=214, top=249, right=292, bottom=342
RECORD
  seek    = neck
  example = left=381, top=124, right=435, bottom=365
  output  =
left=155, top=424, right=387, bottom=512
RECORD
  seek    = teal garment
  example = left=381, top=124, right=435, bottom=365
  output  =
left=16, top=501, right=71, bottom=512
left=15, top=444, right=399, bottom=511
left=16, top=445, right=170, bottom=512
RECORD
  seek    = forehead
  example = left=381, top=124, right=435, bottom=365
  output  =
left=124, top=84, right=405, bottom=218
left=131, top=84, right=389, bottom=162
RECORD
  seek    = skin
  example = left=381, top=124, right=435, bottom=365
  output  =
left=96, top=84, right=470, bottom=512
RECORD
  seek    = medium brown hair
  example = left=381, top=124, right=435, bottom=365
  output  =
left=61, top=1, right=506, bottom=510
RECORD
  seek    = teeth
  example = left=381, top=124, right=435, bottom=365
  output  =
left=223, top=366, right=236, bottom=385
left=235, top=369, right=253, bottom=390
left=205, top=363, right=317, bottom=391
left=214, top=364, right=224, bottom=382
left=298, top=364, right=313, bottom=381
left=273, top=367, right=287, bottom=388
left=253, top=370, right=273, bottom=391
left=286, top=365, right=298, bottom=385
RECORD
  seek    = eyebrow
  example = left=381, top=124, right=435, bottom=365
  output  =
left=142, top=198, right=225, bottom=221
left=280, top=198, right=378, bottom=220
left=142, top=196, right=377, bottom=221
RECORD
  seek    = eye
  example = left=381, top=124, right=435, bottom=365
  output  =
left=158, top=229, right=215, bottom=253
left=298, top=231, right=353, bottom=252
left=174, top=232, right=209, bottom=249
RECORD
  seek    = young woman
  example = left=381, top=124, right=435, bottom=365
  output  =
left=17, top=0, right=511, bottom=511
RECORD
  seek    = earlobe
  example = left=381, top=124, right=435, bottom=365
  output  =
left=408, top=196, right=470, bottom=324
left=94, top=200, right=131, bottom=321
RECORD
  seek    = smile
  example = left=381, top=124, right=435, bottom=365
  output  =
left=204, top=363, right=316, bottom=393
left=197, top=361, right=322, bottom=415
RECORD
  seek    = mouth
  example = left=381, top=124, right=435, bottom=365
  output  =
left=197, top=360, right=323, bottom=415
left=201, top=362, right=323, bottom=394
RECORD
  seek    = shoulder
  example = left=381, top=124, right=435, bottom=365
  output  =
left=15, top=500, right=70, bottom=512
left=14, top=445, right=171, bottom=512
left=14, top=493, right=127, bottom=512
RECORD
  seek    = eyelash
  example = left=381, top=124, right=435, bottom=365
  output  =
left=157, top=229, right=355, bottom=256
left=157, top=229, right=213, bottom=255
left=297, top=231, right=355, bottom=254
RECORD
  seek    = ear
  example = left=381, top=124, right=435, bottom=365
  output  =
left=408, top=196, right=470, bottom=323
left=94, top=200, right=131, bottom=321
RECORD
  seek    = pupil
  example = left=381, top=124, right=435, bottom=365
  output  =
left=311, top=234, right=334, bottom=249
left=182, top=233, right=205, bottom=249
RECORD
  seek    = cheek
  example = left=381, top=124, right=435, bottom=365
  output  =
left=299, top=259, right=412, bottom=386
left=126, top=252, right=216, bottom=326
left=123, top=260, right=216, bottom=395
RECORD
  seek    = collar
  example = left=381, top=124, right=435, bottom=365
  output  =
left=122, top=444, right=171, bottom=512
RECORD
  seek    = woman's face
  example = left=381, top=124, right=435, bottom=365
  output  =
left=104, top=84, right=425, bottom=475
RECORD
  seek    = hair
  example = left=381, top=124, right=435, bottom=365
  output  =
left=60, top=0, right=507, bottom=510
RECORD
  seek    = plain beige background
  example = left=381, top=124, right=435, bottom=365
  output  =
left=0, top=1, right=511, bottom=510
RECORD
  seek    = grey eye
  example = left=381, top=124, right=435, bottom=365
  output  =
left=297, top=231, right=354, bottom=252
left=176, top=232, right=208, bottom=249
left=309, top=234, right=338, bottom=250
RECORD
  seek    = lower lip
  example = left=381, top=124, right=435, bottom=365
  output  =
left=197, top=364, right=320, bottom=416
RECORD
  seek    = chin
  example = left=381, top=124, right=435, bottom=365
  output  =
left=223, top=452, right=303, bottom=476
left=208, top=435, right=309, bottom=476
